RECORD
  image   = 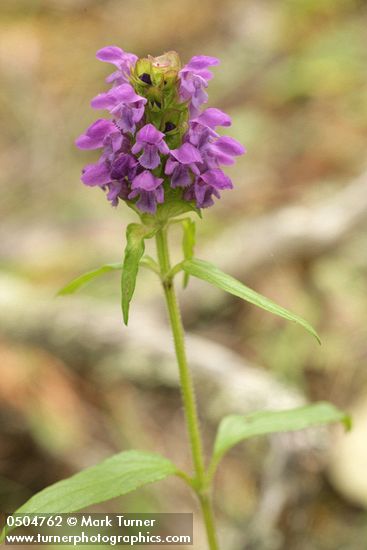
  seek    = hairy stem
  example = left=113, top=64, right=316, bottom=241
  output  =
left=155, top=226, right=220, bottom=550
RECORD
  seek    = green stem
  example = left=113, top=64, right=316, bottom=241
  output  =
left=155, top=226, right=220, bottom=550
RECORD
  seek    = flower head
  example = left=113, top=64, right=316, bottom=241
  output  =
left=76, top=47, right=245, bottom=213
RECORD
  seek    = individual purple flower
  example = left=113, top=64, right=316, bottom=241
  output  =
left=131, top=124, right=170, bottom=169
left=102, top=128, right=130, bottom=159
left=106, top=180, right=130, bottom=206
left=179, top=56, right=219, bottom=116
left=165, top=143, right=202, bottom=188
left=128, top=170, right=164, bottom=214
left=81, top=161, right=111, bottom=187
left=187, top=120, right=217, bottom=150
left=91, top=84, right=147, bottom=133
left=75, top=119, right=116, bottom=150
left=110, top=153, right=138, bottom=182
left=96, top=46, right=138, bottom=85
left=208, top=136, right=245, bottom=165
left=184, top=169, right=233, bottom=208
left=187, top=117, right=245, bottom=169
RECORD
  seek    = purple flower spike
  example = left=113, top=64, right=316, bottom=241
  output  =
left=129, top=170, right=164, bottom=213
left=75, top=119, right=116, bottom=150
left=96, top=46, right=138, bottom=85
left=91, top=84, right=147, bottom=133
left=77, top=46, right=245, bottom=212
left=131, top=124, right=169, bottom=169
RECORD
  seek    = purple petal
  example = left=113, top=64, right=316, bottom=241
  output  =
left=90, top=92, right=115, bottom=110
left=164, top=158, right=177, bottom=175
left=96, top=46, right=125, bottom=63
left=129, top=190, right=155, bottom=213
left=136, top=123, right=165, bottom=145
left=75, top=119, right=115, bottom=149
left=138, top=192, right=157, bottom=213
left=138, top=145, right=161, bottom=170
left=155, top=185, right=164, bottom=204
left=112, top=84, right=146, bottom=104
left=91, top=84, right=146, bottom=110
left=131, top=141, right=143, bottom=155
left=81, top=162, right=111, bottom=186
left=185, top=55, right=220, bottom=70
left=110, top=153, right=135, bottom=180
left=158, top=140, right=170, bottom=155
left=194, top=182, right=212, bottom=207
left=196, top=185, right=221, bottom=208
left=128, top=188, right=164, bottom=214
left=214, top=136, right=246, bottom=156
left=106, top=70, right=123, bottom=83
left=106, top=180, right=129, bottom=205
left=96, top=47, right=138, bottom=70
left=131, top=170, right=163, bottom=191
left=196, top=108, right=232, bottom=129
left=170, top=164, right=192, bottom=188
left=116, top=104, right=145, bottom=133
left=110, top=131, right=125, bottom=153
left=200, top=169, right=233, bottom=190
left=170, top=143, right=203, bottom=164
left=118, top=107, right=135, bottom=133
left=209, top=151, right=235, bottom=166
left=195, top=69, right=215, bottom=80
left=183, top=185, right=195, bottom=202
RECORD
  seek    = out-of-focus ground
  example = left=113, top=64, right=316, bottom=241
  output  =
left=1, top=1, right=367, bottom=549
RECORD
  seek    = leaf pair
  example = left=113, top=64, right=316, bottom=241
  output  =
left=59, top=254, right=320, bottom=342
left=59, top=256, right=319, bottom=344
left=2, top=402, right=349, bottom=542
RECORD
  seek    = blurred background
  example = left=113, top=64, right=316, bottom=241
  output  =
left=1, top=0, right=367, bottom=548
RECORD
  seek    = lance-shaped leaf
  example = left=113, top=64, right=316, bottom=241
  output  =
left=183, top=258, right=320, bottom=342
left=121, top=223, right=156, bottom=325
left=57, top=263, right=123, bottom=296
left=1, top=450, right=177, bottom=541
left=182, top=219, right=196, bottom=288
left=212, top=402, right=350, bottom=470
left=57, top=255, right=160, bottom=298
